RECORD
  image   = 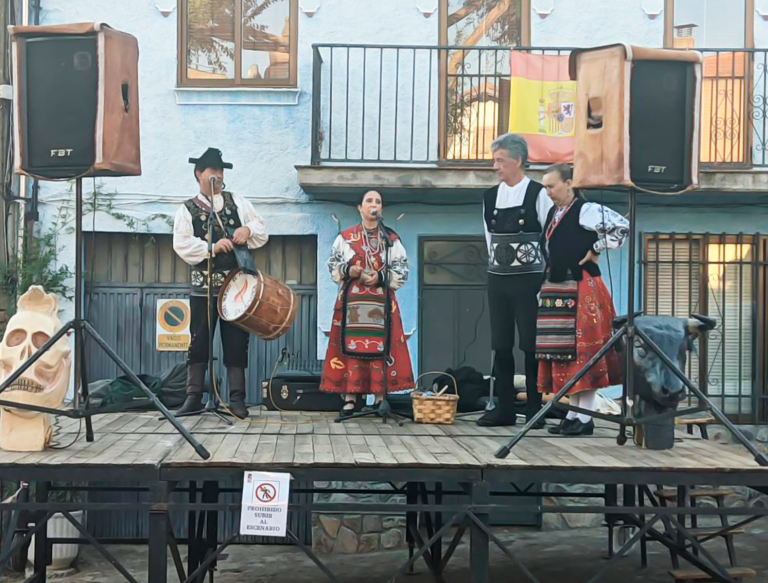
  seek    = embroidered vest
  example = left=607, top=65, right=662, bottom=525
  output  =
left=183, top=191, right=243, bottom=295
left=544, top=198, right=601, bottom=282
left=483, top=179, right=545, bottom=276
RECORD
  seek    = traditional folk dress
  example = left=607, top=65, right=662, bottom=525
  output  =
left=320, top=225, right=414, bottom=395
left=173, top=191, right=268, bottom=368
left=536, top=198, right=628, bottom=398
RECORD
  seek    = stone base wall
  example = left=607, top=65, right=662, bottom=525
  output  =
left=312, top=513, right=406, bottom=554
left=312, top=481, right=407, bottom=555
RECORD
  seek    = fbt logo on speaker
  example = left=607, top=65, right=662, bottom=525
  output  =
left=647, top=165, right=667, bottom=174
left=50, top=149, right=74, bottom=158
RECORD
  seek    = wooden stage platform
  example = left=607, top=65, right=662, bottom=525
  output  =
left=2, top=411, right=767, bottom=485
left=2, top=411, right=768, bottom=583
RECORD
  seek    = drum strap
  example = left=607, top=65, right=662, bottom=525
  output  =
left=213, top=206, right=258, bottom=275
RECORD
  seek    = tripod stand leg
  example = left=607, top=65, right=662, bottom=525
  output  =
left=77, top=325, right=95, bottom=442
left=83, top=321, right=211, bottom=460
left=495, top=327, right=626, bottom=459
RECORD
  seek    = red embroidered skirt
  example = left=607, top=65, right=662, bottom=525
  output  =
left=538, top=274, right=623, bottom=395
left=320, top=291, right=415, bottom=395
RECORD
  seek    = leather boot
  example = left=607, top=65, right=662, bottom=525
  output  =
left=476, top=388, right=517, bottom=427
left=227, top=367, right=249, bottom=419
left=175, top=363, right=206, bottom=416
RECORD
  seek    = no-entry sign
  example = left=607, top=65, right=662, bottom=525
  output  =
left=240, top=471, right=291, bottom=537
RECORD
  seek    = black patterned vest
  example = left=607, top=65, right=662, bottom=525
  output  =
left=543, top=198, right=601, bottom=283
left=483, top=179, right=545, bottom=276
left=184, top=191, right=242, bottom=296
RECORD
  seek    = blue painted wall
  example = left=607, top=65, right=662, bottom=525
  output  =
left=30, top=0, right=763, bottom=375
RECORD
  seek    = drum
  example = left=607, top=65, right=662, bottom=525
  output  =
left=218, top=268, right=298, bottom=341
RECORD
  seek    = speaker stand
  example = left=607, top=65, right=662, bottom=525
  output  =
left=494, top=188, right=768, bottom=467
left=0, top=178, right=210, bottom=460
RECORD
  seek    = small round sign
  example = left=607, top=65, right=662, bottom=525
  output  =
left=158, top=300, right=190, bottom=334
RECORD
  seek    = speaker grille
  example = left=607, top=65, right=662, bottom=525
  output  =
left=629, top=61, right=696, bottom=189
left=22, top=35, right=98, bottom=178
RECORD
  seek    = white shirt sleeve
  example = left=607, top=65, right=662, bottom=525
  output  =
left=482, top=199, right=492, bottom=254
left=536, top=187, right=554, bottom=231
left=231, top=192, right=269, bottom=250
left=172, top=204, right=209, bottom=266
left=580, top=202, right=630, bottom=253
left=385, top=239, right=409, bottom=290
left=327, top=234, right=356, bottom=285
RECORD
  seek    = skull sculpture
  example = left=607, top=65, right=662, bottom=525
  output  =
left=0, top=286, right=71, bottom=451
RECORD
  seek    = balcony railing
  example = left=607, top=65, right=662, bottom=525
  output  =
left=309, top=44, right=768, bottom=169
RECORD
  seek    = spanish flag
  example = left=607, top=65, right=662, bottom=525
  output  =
left=508, top=51, right=576, bottom=163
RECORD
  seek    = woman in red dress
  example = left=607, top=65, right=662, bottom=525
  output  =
left=537, top=165, right=628, bottom=436
left=320, top=190, right=414, bottom=416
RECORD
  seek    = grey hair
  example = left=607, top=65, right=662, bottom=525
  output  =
left=491, top=133, right=528, bottom=167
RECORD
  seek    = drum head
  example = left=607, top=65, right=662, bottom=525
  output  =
left=219, top=270, right=261, bottom=321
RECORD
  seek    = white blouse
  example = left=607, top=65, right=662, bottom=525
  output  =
left=327, top=233, right=409, bottom=290
left=550, top=202, right=629, bottom=253
left=173, top=192, right=269, bottom=266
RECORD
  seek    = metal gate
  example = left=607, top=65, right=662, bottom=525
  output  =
left=84, top=233, right=318, bottom=404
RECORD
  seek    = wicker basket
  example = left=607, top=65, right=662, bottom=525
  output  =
left=411, top=372, right=459, bottom=425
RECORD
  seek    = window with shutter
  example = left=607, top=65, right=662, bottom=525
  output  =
left=643, top=234, right=757, bottom=421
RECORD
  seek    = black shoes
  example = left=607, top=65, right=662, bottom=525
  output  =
left=476, top=406, right=517, bottom=427
left=526, top=416, right=547, bottom=430
left=561, top=419, right=595, bottom=436
left=548, top=418, right=573, bottom=435
left=548, top=418, right=595, bottom=436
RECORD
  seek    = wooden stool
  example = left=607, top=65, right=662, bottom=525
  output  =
left=675, top=414, right=716, bottom=440
left=652, top=488, right=752, bottom=579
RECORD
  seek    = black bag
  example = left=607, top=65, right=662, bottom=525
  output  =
left=431, top=366, right=489, bottom=413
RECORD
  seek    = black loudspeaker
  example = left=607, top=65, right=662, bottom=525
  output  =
left=629, top=61, right=697, bottom=188
left=571, top=45, right=701, bottom=191
left=11, top=23, right=141, bottom=179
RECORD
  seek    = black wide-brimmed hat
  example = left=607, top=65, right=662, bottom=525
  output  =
left=189, top=148, right=233, bottom=171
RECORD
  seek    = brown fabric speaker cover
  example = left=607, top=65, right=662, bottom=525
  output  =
left=568, top=44, right=701, bottom=190
left=10, top=23, right=141, bottom=178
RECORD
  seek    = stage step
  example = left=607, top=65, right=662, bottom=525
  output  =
left=656, top=489, right=734, bottom=501
left=687, top=527, right=746, bottom=539
left=669, top=567, right=756, bottom=581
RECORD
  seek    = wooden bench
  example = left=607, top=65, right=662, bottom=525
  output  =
left=656, top=489, right=733, bottom=502
left=669, top=567, right=756, bottom=581
left=675, top=414, right=716, bottom=439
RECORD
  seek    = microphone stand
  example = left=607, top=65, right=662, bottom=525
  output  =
left=174, top=176, right=234, bottom=425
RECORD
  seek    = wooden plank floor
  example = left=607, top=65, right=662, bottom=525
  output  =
left=0, top=412, right=766, bottom=478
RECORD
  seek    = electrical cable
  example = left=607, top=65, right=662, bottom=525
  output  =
left=457, top=291, right=485, bottom=368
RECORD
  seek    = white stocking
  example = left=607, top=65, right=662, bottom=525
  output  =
left=566, top=392, right=579, bottom=420
left=577, top=390, right=597, bottom=423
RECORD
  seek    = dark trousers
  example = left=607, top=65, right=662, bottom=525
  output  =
left=488, top=273, right=542, bottom=416
left=493, top=350, right=541, bottom=417
left=188, top=295, right=249, bottom=368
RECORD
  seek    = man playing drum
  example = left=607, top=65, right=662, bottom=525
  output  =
left=172, top=147, right=268, bottom=419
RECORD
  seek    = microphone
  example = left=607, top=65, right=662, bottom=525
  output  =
left=208, top=176, right=223, bottom=194
left=371, top=209, right=380, bottom=220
